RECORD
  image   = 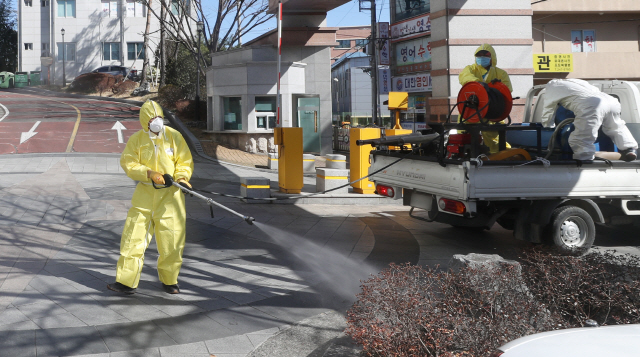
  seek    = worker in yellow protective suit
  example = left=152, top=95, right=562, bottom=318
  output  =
left=459, top=43, right=512, bottom=153
left=108, top=100, right=194, bottom=295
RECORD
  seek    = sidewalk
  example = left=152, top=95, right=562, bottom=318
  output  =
left=0, top=154, right=420, bottom=357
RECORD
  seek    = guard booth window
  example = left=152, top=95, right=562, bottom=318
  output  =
left=255, top=96, right=276, bottom=129
left=223, top=97, right=242, bottom=130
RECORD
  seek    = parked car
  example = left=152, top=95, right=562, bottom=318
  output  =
left=90, top=66, right=140, bottom=81
left=490, top=323, right=640, bottom=356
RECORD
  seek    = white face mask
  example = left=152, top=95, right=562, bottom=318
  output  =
left=149, top=117, right=164, bottom=134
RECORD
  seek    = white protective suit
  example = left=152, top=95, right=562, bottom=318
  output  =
left=540, top=79, right=638, bottom=160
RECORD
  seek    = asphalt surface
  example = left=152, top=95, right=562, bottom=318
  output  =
left=1, top=88, right=638, bottom=357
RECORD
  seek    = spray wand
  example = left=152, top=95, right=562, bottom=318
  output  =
left=154, top=174, right=255, bottom=225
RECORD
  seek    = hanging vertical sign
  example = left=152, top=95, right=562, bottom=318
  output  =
left=377, top=22, right=390, bottom=66
left=379, top=68, right=390, bottom=94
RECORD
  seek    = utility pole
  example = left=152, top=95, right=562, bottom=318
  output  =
left=360, top=0, right=378, bottom=127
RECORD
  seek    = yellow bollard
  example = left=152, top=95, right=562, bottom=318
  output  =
left=350, top=128, right=380, bottom=194
left=274, top=127, right=304, bottom=194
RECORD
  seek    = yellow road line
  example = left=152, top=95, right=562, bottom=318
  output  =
left=65, top=103, right=82, bottom=152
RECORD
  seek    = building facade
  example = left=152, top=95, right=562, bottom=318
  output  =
left=205, top=0, right=351, bottom=155
left=388, top=0, right=433, bottom=130
left=16, top=0, right=189, bottom=84
left=532, top=0, right=640, bottom=84
left=331, top=52, right=391, bottom=127
left=331, top=25, right=371, bottom=63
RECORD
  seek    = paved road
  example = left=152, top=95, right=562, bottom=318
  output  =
left=0, top=89, right=140, bottom=154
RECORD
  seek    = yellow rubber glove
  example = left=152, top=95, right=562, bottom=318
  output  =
left=147, top=170, right=165, bottom=185
left=177, top=178, right=192, bottom=189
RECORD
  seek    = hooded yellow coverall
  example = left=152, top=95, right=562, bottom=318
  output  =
left=459, top=43, right=513, bottom=154
left=115, top=100, right=194, bottom=288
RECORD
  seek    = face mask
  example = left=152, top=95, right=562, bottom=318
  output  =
left=149, top=117, right=164, bottom=134
left=476, top=56, right=491, bottom=67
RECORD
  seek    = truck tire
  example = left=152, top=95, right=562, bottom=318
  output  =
left=545, top=206, right=595, bottom=255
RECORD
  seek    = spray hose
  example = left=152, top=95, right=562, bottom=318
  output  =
left=174, top=151, right=413, bottom=203
left=153, top=175, right=256, bottom=225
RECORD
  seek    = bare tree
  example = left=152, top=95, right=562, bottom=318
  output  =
left=140, top=0, right=153, bottom=84
left=140, top=0, right=273, bottom=80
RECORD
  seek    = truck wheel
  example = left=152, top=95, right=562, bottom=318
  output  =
left=545, top=206, right=595, bottom=255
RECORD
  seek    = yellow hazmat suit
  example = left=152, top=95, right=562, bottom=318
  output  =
left=115, top=100, right=194, bottom=289
left=459, top=43, right=512, bottom=153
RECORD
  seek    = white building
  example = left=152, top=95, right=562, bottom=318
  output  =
left=17, top=0, right=191, bottom=84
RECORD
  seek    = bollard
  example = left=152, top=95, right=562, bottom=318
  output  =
left=316, top=168, right=349, bottom=194
left=350, top=128, right=380, bottom=194
left=274, top=127, right=303, bottom=194
left=240, top=177, right=271, bottom=203
left=268, top=153, right=278, bottom=170
left=303, top=154, right=316, bottom=173
left=325, top=154, right=347, bottom=169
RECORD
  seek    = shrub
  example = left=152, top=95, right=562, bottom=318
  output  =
left=520, top=248, right=640, bottom=327
left=346, top=263, right=558, bottom=357
left=157, top=84, right=185, bottom=109
left=69, top=73, right=117, bottom=94
left=175, top=99, right=206, bottom=122
left=112, top=79, right=137, bottom=95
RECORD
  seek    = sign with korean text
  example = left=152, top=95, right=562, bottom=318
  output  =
left=391, top=13, right=431, bottom=42
left=395, top=37, right=431, bottom=74
left=378, top=22, right=390, bottom=66
left=533, top=54, right=573, bottom=73
left=392, top=73, right=432, bottom=93
left=379, top=68, right=391, bottom=94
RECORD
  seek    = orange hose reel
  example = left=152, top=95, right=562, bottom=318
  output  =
left=456, top=81, right=513, bottom=123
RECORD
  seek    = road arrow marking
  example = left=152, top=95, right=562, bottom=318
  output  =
left=111, top=121, right=126, bottom=144
left=20, top=121, right=41, bottom=144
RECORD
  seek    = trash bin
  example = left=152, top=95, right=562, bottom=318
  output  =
left=14, top=72, right=29, bottom=88
left=0, top=72, right=14, bottom=88
left=30, top=71, right=41, bottom=86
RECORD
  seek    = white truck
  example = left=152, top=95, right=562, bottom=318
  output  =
left=366, top=80, right=640, bottom=254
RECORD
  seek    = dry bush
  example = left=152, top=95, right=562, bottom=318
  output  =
left=520, top=248, right=640, bottom=327
left=157, top=84, right=185, bottom=109
left=175, top=99, right=206, bottom=122
left=112, top=79, right=137, bottom=95
left=346, top=263, right=558, bottom=357
left=70, top=73, right=118, bottom=94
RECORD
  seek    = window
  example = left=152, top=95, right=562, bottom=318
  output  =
left=171, top=0, right=189, bottom=15
left=127, top=42, right=145, bottom=60
left=103, top=43, right=120, bottom=61
left=57, top=0, right=75, bottom=17
left=571, top=30, right=596, bottom=53
left=101, top=0, right=118, bottom=17
left=24, top=0, right=33, bottom=6
left=56, top=42, right=76, bottom=61
left=126, top=0, right=145, bottom=17
left=42, top=43, right=49, bottom=51
left=355, top=39, right=368, bottom=48
left=24, top=43, right=33, bottom=50
left=41, top=0, right=49, bottom=6
left=394, top=0, right=430, bottom=23
left=336, top=40, right=351, bottom=49
left=255, top=96, right=277, bottom=129
left=223, top=97, right=242, bottom=130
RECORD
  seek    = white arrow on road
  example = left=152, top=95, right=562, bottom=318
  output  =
left=111, top=121, right=126, bottom=144
left=20, top=121, right=41, bottom=144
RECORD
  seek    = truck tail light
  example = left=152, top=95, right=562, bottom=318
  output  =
left=438, top=198, right=466, bottom=214
left=376, top=185, right=395, bottom=198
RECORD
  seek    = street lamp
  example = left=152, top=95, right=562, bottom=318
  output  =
left=196, top=21, right=204, bottom=119
left=61, top=28, right=66, bottom=87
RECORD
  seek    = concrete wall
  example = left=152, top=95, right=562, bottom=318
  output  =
left=532, top=0, right=640, bottom=13
left=533, top=13, right=640, bottom=82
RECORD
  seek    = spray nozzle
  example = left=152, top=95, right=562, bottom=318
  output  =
left=244, top=216, right=255, bottom=225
